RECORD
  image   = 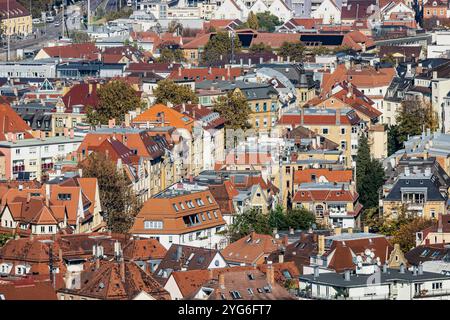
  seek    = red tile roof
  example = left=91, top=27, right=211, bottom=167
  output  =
left=41, top=43, right=100, bottom=60
left=0, top=103, right=33, bottom=141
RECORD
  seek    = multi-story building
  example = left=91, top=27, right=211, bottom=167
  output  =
left=0, top=0, right=32, bottom=36
left=131, top=183, right=227, bottom=249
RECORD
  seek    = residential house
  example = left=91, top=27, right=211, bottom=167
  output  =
left=221, top=232, right=283, bottom=266
left=131, top=184, right=227, bottom=250
left=311, top=0, right=342, bottom=24
left=153, top=244, right=228, bottom=285
left=57, top=259, right=171, bottom=300
left=416, top=214, right=450, bottom=246
left=0, top=0, right=32, bottom=36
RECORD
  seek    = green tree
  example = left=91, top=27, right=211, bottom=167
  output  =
left=154, top=79, right=198, bottom=105
left=249, top=43, right=272, bottom=53
left=157, top=48, right=185, bottom=63
left=228, top=208, right=271, bottom=241
left=212, top=90, right=251, bottom=130
left=356, top=134, right=385, bottom=208
left=278, top=42, right=306, bottom=62
left=227, top=206, right=315, bottom=242
left=396, top=99, right=438, bottom=145
left=247, top=11, right=259, bottom=30
left=256, top=11, right=281, bottom=32
left=168, top=20, right=184, bottom=36
left=0, top=234, right=12, bottom=247
left=310, top=46, right=332, bottom=56
left=286, top=208, right=316, bottom=230
left=387, top=125, right=403, bottom=156
left=392, top=217, right=433, bottom=252
left=71, top=31, right=91, bottom=44
left=86, top=80, right=142, bottom=125
left=203, top=31, right=242, bottom=63
left=79, top=152, right=141, bottom=233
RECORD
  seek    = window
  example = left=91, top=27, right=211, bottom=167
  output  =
left=207, top=212, right=212, bottom=219
left=169, top=236, right=173, bottom=243
left=172, top=204, right=179, bottom=212
left=15, top=149, right=20, bottom=155
left=58, top=145, right=65, bottom=152
left=432, top=282, right=443, bottom=290
left=57, top=193, right=72, bottom=201
left=49, top=226, right=53, bottom=233
left=201, top=213, right=206, bottom=221
left=230, top=291, right=242, bottom=299
left=322, top=128, right=329, bottom=135
left=247, top=288, right=254, bottom=295
left=144, top=221, right=163, bottom=229
left=213, top=211, right=218, bottom=219
left=341, top=128, right=346, bottom=135
left=207, top=196, right=213, bottom=204
left=41, top=226, right=45, bottom=233
left=180, top=202, right=185, bottom=210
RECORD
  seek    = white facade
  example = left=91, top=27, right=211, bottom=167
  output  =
left=0, top=136, right=83, bottom=180
left=311, top=0, right=341, bottom=24
left=134, top=225, right=226, bottom=250
left=249, top=0, right=269, bottom=14
left=269, top=0, right=294, bottom=22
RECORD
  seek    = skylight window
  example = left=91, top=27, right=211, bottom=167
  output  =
left=230, top=291, right=242, bottom=299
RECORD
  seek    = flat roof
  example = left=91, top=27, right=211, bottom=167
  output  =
left=0, top=136, right=83, bottom=148
left=300, top=269, right=450, bottom=287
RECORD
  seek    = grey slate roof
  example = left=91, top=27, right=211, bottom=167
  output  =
left=384, top=176, right=446, bottom=202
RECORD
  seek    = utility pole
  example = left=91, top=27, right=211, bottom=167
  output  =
left=61, top=4, right=65, bottom=38
left=7, top=0, right=10, bottom=61
left=87, top=0, right=90, bottom=26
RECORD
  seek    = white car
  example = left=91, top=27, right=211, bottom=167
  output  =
left=32, top=18, right=41, bottom=24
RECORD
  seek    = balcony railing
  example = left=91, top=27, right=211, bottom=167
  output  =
left=41, top=163, right=54, bottom=170
left=413, top=289, right=450, bottom=299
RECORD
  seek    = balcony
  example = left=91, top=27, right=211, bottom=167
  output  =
left=327, top=208, right=349, bottom=217
left=41, top=163, right=54, bottom=171
left=13, top=165, right=25, bottom=173
left=413, top=289, right=450, bottom=299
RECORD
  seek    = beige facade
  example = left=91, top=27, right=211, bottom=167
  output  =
left=2, top=12, right=32, bottom=36
left=368, top=125, right=388, bottom=160
left=383, top=201, right=446, bottom=220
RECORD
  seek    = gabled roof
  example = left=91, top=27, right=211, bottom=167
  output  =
left=221, top=232, right=281, bottom=265
left=293, top=168, right=353, bottom=185
left=40, top=43, right=100, bottom=60
left=0, top=103, right=33, bottom=141
left=60, top=260, right=170, bottom=300
left=132, top=103, right=195, bottom=131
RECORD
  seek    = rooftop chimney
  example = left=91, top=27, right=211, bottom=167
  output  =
left=176, top=245, right=182, bottom=262
left=318, top=235, right=325, bottom=256
left=399, top=263, right=405, bottom=274
left=108, top=118, right=116, bottom=128
left=219, top=272, right=225, bottom=289
left=344, top=270, right=351, bottom=281
left=382, top=262, right=388, bottom=273
left=418, top=262, right=423, bottom=275
left=364, top=225, right=369, bottom=233
left=266, top=265, right=275, bottom=287
left=278, top=253, right=284, bottom=264
left=120, top=259, right=126, bottom=283
left=335, top=109, right=341, bottom=125
left=313, top=266, right=320, bottom=278
left=335, top=227, right=342, bottom=235
left=438, top=213, right=443, bottom=233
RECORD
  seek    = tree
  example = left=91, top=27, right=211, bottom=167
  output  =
left=249, top=43, right=272, bottom=53
left=256, top=11, right=281, bottom=32
left=0, top=234, right=12, bottom=247
left=71, top=31, right=91, bottom=44
left=278, top=42, right=306, bottom=62
left=356, top=134, right=385, bottom=208
left=157, top=48, right=185, bottom=63
left=387, top=125, right=403, bottom=156
left=154, top=79, right=198, bottom=105
left=168, top=20, right=183, bottom=36
left=310, top=46, right=332, bottom=56
left=212, top=90, right=251, bottom=130
left=396, top=99, right=438, bottom=145
left=227, top=206, right=315, bottom=242
left=228, top=208, right=271, bottom=241
left=79, top=152, right=141, bottom=233
left=202, top=31, right=242, bottom=63
left=247, top=11, right=259, bottom=30
left=86, top=80, right=142, bottom=125
left=392, top=217, right=433, bottom=252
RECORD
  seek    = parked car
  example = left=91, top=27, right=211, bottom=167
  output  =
left=32, top=18, right=41, bottom=24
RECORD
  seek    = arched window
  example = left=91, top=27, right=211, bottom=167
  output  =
left=315, top=205, right=324, bottom=216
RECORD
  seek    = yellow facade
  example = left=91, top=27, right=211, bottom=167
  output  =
left=383, top=201, right=446, bottom=220
left=2, top=14, right=32, bottom=36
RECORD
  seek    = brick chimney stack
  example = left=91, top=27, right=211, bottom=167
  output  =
left=219, top=272, right=225, bottom=289
left=266, top=263, right=275, bottom=287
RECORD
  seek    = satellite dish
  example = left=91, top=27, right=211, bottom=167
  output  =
left=356, top=255, right=363, bottom=263
left=376, top=257, right=381, bottom=262
left=370, top=252, right=375, bottom=258
left=357, top=262, right=363, bottom=268
left=366, top=257, right=372, bottom=263
left=365, top=249, right=371, bottom=256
